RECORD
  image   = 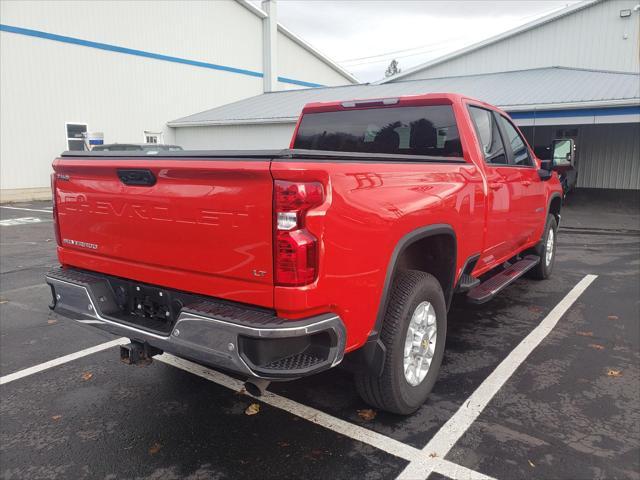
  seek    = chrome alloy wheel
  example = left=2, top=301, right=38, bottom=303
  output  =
left=403, top=301, right=437, bottom=387
left=545, top=228, right=555, bottom=267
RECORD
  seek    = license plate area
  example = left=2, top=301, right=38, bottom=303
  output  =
left=107, top=280, right=188, bottom=335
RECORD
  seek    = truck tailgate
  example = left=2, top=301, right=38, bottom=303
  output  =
left=53, top=157, right=274, bottom=308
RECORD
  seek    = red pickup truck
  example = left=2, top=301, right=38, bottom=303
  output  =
left=46, top=94, right=563, bottom=414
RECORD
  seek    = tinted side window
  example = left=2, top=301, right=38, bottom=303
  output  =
left=293, top=105, right=462, bottom=157
left=498, top=116, right=533, bottom=166
left=468, top=106, right=507, bottom=164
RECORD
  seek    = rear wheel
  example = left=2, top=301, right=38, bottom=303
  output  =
left=355, top=270, right=447, bottom=415
left=528, top=214, right=557, bottom=280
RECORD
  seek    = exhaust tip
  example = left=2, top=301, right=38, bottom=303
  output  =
left=244, top=378, right=270, bottom=397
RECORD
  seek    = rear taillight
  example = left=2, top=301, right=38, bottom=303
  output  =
left=50, top=173, right=61, bottom=246
left=274, top=180, right=324, bottom=286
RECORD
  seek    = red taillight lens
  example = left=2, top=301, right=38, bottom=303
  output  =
left=275, top=181, right=324, bottom=213
left=50, top=173, right=62, bottom=246
left=275, top=229, right=317, bottom=285
left=274, top=180, right=324, bottom=286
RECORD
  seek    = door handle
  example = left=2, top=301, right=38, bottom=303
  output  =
left=522, top=180, right=532, bottom=187
left=489, top=183, right=501, bottom=191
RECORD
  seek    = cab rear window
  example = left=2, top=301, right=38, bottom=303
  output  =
left=293, top=105, right=462, bottom=157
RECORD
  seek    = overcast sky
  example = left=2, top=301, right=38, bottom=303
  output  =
left=265, top=1, right=581, bottom=82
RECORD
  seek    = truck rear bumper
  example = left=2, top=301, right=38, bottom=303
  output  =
left=45, top=267, right=346, bottom=380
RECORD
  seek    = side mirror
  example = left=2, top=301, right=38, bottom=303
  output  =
left=538, top=161, right=553, bottom=181
left=551, top=139, right=575, bottom=167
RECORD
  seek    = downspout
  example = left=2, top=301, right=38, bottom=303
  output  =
left=262, top=0, right=278, bottom=92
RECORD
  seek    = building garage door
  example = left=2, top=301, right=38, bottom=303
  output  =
left=577, top=123, right=639, bottom=190
left=521, top=123, right=640, bottom=190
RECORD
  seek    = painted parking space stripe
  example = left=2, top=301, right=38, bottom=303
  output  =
left=0, top=217, right=47, bottom=227
left=156, top=353, right=496, bottom=480
left=0, top=332, right=493, bottom=479
left=435, top=459, right=499, bottom=480
left=0, top=276, right=595, bottom=480
left=0, top=337, right=128, bottom=385
left=0, top=206, right=52, bottom=214
left=398, top=274, right=598, bottom=479
left=156, top=354, right=420, bottom=461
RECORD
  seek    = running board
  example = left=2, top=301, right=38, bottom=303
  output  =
left=456, top=273, right=480, bottom=293
left=467, top=255, right=540, bottom=304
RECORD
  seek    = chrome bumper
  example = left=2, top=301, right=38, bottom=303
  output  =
left=45, top=268, right=346, bottom=380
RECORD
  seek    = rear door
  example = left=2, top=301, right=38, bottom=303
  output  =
left=468, top=105, right=518, bottom=269
left=53, top=156, right=275, bottom=308
left=496, top=114, right=546, bottom=245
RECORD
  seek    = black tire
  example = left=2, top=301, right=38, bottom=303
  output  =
left=528, top=214, right=557, bottom=280
left=355, top=270, right=447, bottom=415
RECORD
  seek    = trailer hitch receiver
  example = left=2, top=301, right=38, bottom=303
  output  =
left=120, top=341, right=162, bottom=366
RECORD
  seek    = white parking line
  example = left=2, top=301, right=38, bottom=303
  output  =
left=0, top=338, right=128, bottom=385
left=157, top=354, right=419, bottom=460
left=156, top=353, right=496, bottom=480
left=1, top=275, right=596, bottom=480
left=2, top=332, right=493, bottom=479
left=398, top=274, right=598, bottom=479
left=0, top=206, right=53, bottom=214
left=0, top=217, right=47, bottom=227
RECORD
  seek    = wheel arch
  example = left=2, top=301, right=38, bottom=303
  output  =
left=342, top=224, right=457, bottom=377
left=548, top=193, right=562, bottom=225
left=375, top=224, right=457, bottom=334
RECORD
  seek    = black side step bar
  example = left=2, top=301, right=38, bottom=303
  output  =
left=456, top=273, right=481, bottom=293
left=467, top=255, right=540, bottom=304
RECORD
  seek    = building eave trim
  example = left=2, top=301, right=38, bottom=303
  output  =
left=503, top=99, right=640, bottom=111
left=168, top=118, right=298, bottom=127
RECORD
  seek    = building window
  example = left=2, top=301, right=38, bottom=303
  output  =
left=144, top=131, right=162, bottom=144
left=65, top=123, right=87, bottom=151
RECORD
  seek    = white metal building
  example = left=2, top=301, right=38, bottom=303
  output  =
left=0, top=0, right=357, bottom=201
left=381, top=0, right=639, bottom=82
left=383, top=0, right=640, bottom=191
left=171, top=0, right=640, bottom=191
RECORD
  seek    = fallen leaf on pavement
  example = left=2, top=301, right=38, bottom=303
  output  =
left=47, top=319, right=58, bottom=325
left=51, top=415, right=62, bottom=421
left=607, top=369, right=622, bottom=377
left=576, top=331, right=593, bottom=337
left=429, top=452, right=438, bottom=458
left=528, top=460, right=535, bottom=468
left=277, top=441, right=290, bottom=448
left=357, top=409, right=377, bottom=421
left=149, top=442, right=162, bottom=455
left=245, top=403, right=260, bottom=415
left=81, top=371, right=93, bottom=381
left=608, top=315, right=619, bottom=320
left=588, top=343, right=605, bottom=350
left=0, top=300, right=7, bottom=305
left=235, top=387, right=247, bottom=396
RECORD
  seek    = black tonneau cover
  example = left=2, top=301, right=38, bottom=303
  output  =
left=60, top=148, right=465, bottom=163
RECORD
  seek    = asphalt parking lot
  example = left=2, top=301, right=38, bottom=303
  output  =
left=1, top=191, right=639, bottom=480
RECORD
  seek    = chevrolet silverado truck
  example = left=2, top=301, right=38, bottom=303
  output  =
left=46, top=94, right=563, bottom=415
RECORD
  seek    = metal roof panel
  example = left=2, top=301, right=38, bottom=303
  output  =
left=169, top=67, right=640, bottom=127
